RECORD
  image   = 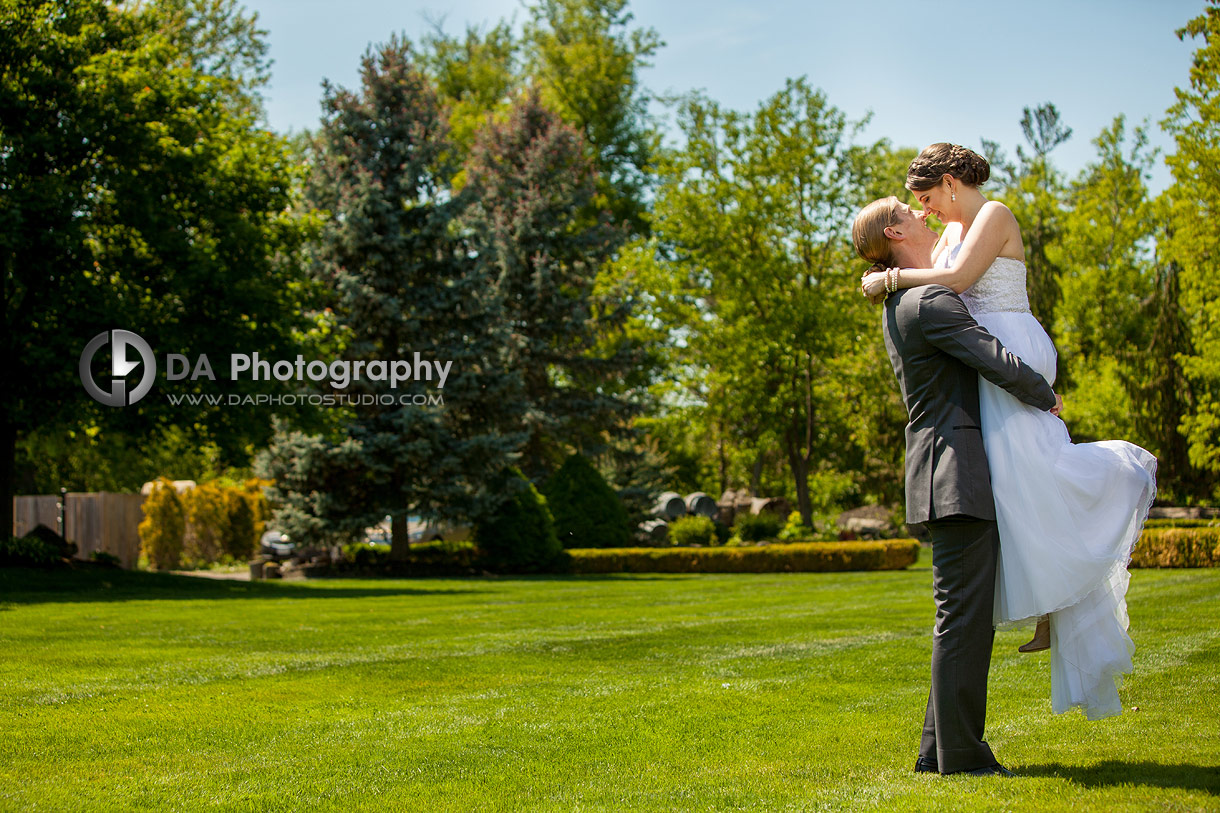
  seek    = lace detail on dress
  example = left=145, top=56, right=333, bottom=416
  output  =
left=937, top=242, right=1032, bottom=316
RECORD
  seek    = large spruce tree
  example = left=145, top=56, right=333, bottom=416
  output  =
left=258, top=38, right=524, bottom=556
left=461, top=93, right=637, bottom=481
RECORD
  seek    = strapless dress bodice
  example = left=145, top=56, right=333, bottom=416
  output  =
left=937, top=242, right=1031, bottom=316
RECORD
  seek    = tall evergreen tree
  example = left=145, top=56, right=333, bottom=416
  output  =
left=258, top=38, right=524, bottom=555
left=461, top=93, right=636, bottom=481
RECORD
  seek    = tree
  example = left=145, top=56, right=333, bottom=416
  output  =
left=1052, top=117, right=1156, bottom=439
left=473, top=467, right=562, bottom=572
left=1, top=0, right=311, bottom=538
left=632, top=79, right=904, bottom=525
left=461, top=93, right=635, bottom=480
left=1163, top=0, right=1220, bottom=495
left=983, top=103, right=1072, bottom=331
left=542, top=452, right=631, bottom=548
left=524, top=0, right=661, bottom=234
left=258, top=38, right=525, bottom=556
left=418, top=20, right=519, bottom=176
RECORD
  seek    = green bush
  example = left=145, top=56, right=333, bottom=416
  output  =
left=668, top=515, right=717, bottom=547
left=181, top=483, right=229, bottom=568
left=344, top=542, right=391, bottom=567
left=567, top=540, right=921, bottom=574
left=778, top=510, right=817, bottom=541
left=734, top=511, right=782, bottom=542
left=89, top=551, right=121, bottom=568
left=0, top=534, right=63, bottom=568
left=542, top=453, right=632, bottom=548
left=1142, top=518, right=1218, bottom=529
left=222, top=488, right=258, bottom=561
left=1130, top=527, right=1220, bottom=568
left=474, top=468, right=564, bottom=573
left=139, top=478, right=185, bottom=570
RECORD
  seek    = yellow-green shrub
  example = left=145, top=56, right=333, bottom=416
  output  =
left=181, top=483, right=229, bottom=568
left=222, top=488, right=258, bottom=561
left=139, top=478, right=185, bottom=570
left=1130, top=528, right=1220, bottom=568
left=668, top=515, right=717, bottom=547
left=567, top=539, right=920, bottom=574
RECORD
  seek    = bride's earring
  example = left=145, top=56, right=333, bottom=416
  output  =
left=951, top=190, right=956, bottom=202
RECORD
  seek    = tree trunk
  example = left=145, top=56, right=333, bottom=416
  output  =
left=1, top=418, right=13, bottom=542
left=749, top=453, right=763, bottom=498
left=785, top=432, right=812, bottom=528
left=389, top=511, right=410, bottom=561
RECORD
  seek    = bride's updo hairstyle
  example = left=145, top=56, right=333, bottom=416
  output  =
left=906, top=142, right=991, bottom=191
left=852, top=196, right=901, bottom=274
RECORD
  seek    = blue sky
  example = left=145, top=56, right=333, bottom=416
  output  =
left=241, top=0, right=1204, bottom=192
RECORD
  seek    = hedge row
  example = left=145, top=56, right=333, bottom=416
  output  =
left=567, top=540, right=921, bottom=574
left=1142, top=518, right=1218, bottom=529
left=1130, top=527, right=1220, bottom=568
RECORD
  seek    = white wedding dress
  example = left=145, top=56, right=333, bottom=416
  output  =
left=939, top=242, right=1158, bottom=720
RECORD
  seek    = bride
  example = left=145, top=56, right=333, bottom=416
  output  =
left=860, top=143, right=1157, bottom=720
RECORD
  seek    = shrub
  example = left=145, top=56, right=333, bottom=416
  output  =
left=668, top=515, right=717, bottom=547
left=89, top=551, right=121, bottom=567
left=139, top=478, right=185, bottom=570
left=181, top=483, right=229, bottom=568
left=344, top=542, right=391, bottom=568
left=474, top=468, right=564, bottom=573
left=222, top=488, right=258, bottom=561
left=542, top=453, right=632, bottom=548
left=567, top=539, right=921, bottom=574
left=778, top=510, right=817, bottom=541
left=1130, top=527, right=1220, bottom=568
left=734, top=511, right=782, bottom=542
left=0, top=534, right=64, bottom=568
left=1142, top=518, right=1218, bottom=529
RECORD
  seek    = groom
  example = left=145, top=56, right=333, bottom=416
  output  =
left=860, top=200, right=1060, bottom=776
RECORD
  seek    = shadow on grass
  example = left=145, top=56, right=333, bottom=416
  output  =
left=0, top=566, right=488, bottom=606
left=1021, top=761, right=1220, bottom=793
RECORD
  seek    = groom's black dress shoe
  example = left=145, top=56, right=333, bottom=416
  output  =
left=914, top=757, right=939, bottom=774
left=953, top=763, right=1016, bottom=777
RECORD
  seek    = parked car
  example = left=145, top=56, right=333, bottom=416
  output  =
left=407, top=516, right=470, bottom=544
left=364, top=518, right=392, bottom=546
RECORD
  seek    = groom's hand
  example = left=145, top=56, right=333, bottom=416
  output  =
left=1049, top=393, right=1064, bottom=416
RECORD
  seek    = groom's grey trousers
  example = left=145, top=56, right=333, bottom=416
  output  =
left=881, top=285, right=1056, bottom=774
left=920, top=514, right=1000, bottom=773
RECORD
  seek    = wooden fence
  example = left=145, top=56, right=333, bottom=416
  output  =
left=12, top=492, right=146, bottom=569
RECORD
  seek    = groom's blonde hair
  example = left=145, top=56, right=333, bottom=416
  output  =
left=852, top=196, right=902, bottom=273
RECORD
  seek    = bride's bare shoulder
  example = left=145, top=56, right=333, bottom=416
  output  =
left=978, top=199, right=1019, bottom=225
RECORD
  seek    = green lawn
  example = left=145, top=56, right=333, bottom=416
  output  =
left=1, top=550, right=1217, bottom=812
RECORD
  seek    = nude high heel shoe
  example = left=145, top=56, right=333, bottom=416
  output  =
left=1018, top=615, right=1050, bottom=653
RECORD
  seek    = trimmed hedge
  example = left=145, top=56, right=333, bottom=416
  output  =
left=1130, top=527, right=1220, bottom=568
left=1142, top=518, right=1218, bottom=529
left=567, top=539, right=921, bottom=574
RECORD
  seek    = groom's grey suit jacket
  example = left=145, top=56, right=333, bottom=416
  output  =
left=882, top=284, right=1056, bottom=524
